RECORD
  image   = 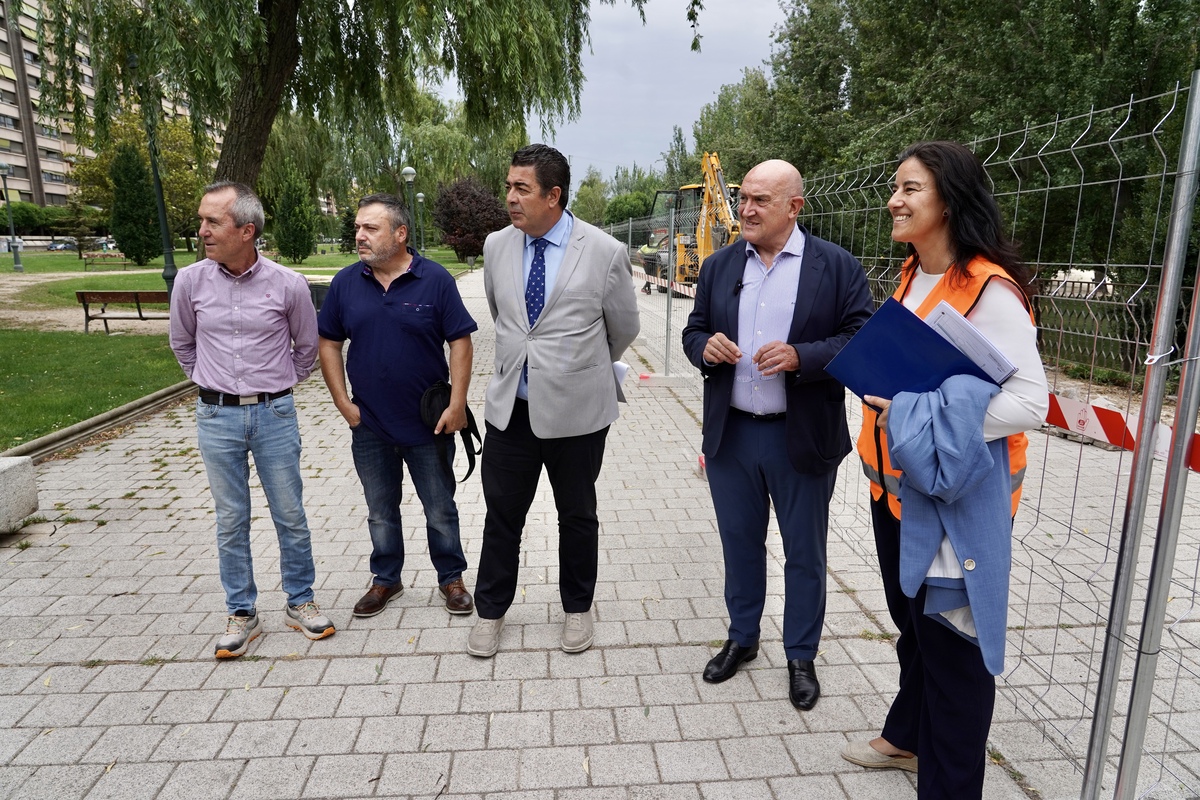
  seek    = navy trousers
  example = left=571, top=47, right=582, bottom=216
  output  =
left=872, top=496, right=996, bottom=800
left=705, top=413, right=836, bottom=661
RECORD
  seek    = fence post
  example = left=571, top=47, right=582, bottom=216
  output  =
left=1110, top=72, right=1200, bottom=800
left=627, top=217, right=633, bottom=250
left=664, top=207, right=676, bottom=376
left=1080, top=73, right=1200, bottom=800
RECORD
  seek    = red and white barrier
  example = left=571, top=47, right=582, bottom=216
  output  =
left=632, top=268, right=698, bottom=299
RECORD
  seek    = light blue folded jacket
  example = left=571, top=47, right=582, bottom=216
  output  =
left=888, top=373, right=1012, bottom=676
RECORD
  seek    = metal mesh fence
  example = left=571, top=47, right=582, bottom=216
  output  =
left=607, top=79, right=1200, bottom=798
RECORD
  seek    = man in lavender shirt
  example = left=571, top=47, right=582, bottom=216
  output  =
left=170, top=181, right=335, bottom=659
left=682, top=160, right=872, bottom=709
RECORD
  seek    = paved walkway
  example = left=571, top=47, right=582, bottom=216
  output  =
left=2, top=268, right=1193, bottom=799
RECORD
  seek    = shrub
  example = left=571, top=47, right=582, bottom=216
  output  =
left=432, top=177, right=509, bottom=261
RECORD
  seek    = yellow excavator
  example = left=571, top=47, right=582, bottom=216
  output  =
left=649, top=152, right=741, bottom=287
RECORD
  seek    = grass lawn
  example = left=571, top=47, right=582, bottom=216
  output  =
left=0, top=250, right=202, bottom=274
left=16, top=246, right=477, bottom=309
left=0, top=246, right=475, bottom=275
left=0, top=245, right=479, bottom=451
left=0, top=330, right=184, bottom=450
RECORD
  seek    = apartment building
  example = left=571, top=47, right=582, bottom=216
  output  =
left=0, top=0, right=92, bottom=206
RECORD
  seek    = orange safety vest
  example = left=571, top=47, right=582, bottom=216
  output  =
left=857, top=257, right=1034, bottom=520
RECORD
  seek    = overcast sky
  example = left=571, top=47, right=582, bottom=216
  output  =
left=535, top=0, right=789, bottom=188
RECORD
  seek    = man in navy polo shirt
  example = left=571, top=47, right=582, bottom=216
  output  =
left=317, top=194, right=478, bottom=618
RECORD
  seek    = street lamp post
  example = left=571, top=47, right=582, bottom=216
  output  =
left=415, top=192, right=425, bottom=253
left=0, top=163, right=23, bottom=272
left=400, top=166, right=417, bottom=249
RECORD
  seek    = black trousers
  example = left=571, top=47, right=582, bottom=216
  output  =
left=872, top=496, right=996, bottom=800
left=475, top=399, right=609, bottom=619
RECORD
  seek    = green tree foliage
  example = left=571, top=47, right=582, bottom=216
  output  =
left=662, top=126, right=701, bottom=189
left=274, top=167, right=317, bottom=264
left=691, top=68, right=775, bottom=181
left=62, top=196, right=101, bottom=258
left=571, top=167, right=608, bottom=224
left=7, top=202, right=44, bottom=236
left=40, top=0, right=704, bottom=188
left=609, top=164, right=663, bottom=197
left=658, top=0, right=1200, bottom=284
left=432, top=177, right=510, bottom=261
left=339, top=205, right=358, bottom=254
left=108, top=144, right=161, bottom=266
left=604, top=192, right=653, bottom=224
left=69, top=111, right=214, bottom=242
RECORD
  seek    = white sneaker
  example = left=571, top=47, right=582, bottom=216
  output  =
left=215, top=613, right=262, bottom=659
left=561, top=611, right=594, bottom=653
left=284, top=601, right=336, bottom=640
left=467, top=616, right=505, bottom=657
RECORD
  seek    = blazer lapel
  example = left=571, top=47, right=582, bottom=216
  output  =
left=788, top=229, right=825, bottom=341
left=536, top=224, right=585, bottom=327
left=509, top=229, right=531, bottom=331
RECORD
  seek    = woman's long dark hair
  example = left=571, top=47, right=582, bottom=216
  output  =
left=898, top=141, right=1035, bottom=299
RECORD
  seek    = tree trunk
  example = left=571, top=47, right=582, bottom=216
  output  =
left=214, top=0, right=303, bottom=186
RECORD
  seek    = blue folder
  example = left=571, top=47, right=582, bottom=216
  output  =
left=825, top=297, right=997, bottom=400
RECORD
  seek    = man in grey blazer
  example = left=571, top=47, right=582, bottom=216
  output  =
left=467, top=144, right=640, bottom=658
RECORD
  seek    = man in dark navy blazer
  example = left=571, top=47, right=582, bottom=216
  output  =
left=682, top=159, right=873, bottom=710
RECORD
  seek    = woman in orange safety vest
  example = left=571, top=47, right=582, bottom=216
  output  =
left=839, top=141, right=1048, bottom=800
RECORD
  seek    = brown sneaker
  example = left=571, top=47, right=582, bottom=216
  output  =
left=438, top=577, right=474, bottom=615
left=352, top=581, right=404, bottom=617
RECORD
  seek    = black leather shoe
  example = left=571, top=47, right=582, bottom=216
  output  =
left=788, top=659, right=820, bottom=710
left=702, top=639, right=758, bottom=683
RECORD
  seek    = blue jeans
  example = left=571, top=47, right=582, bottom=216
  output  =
left=350, top=424, right=467, bottom=587
left=195, top=394, right=316, bottom=614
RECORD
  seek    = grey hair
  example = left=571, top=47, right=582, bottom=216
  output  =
left=358, top=193, right=411, bottom=236
left=203, top=181, right=265, bottom=237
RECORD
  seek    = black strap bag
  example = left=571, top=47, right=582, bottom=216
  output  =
left=419, top=380, right=483, bottom=482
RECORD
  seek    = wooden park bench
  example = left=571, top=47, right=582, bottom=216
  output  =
left=83, top=251, right=136, bottom=271
left=75, top=290, right=170, bottom=334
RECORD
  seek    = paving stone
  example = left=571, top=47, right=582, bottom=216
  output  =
left=210, top=686, right=285, bottom=722
left=334, top=685, right=402, bottom=718
left=219, top=719, right=299, bottom=759
left=519, top=678, right=580, bottom=711
left=227, top=756, right=312, bottom=800
left=147, top=689, right=225, bottom=724
left=83, top=690, right=165, bottom=726
left=487, top=711, right=553, bottom=748
left=84, top=762, right=174, bottom=800
left=149, top=722, right=233, bottom=761
left=613, top=705, right=681, bottom=743
left=398, top=681, right=462, bottom=715
left=718, top=734, right=797, bottom=779
left=81, top=724, right=170, bottom=764
left=301, top=754, right=384, bottom=798
left=287, top=716, right=362, bottom=756
left=374, top=752, right=450, bottom=797
left=517, top=745, right=589, bottom=789
left=447, top=749, right=519, bottom=794
left=460, top=679, right=522, bottom=713
left=654, top=740, right=729, bottom=782
left=355, top=715, right=424, bottom=754
left=6, top=764, right=101, bottom=800
left=585, top=743, right=660, bottom=786
left=12, top=726, right=103, bottom=766
left=155, top=759, right=243, bottom=800
left=274, top=685, right=344, bottom=719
